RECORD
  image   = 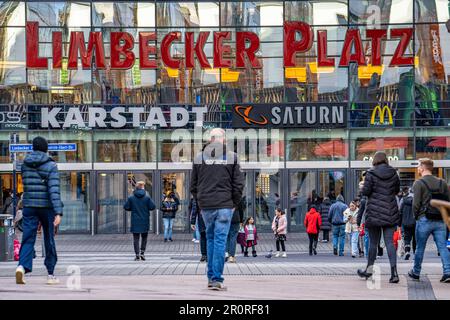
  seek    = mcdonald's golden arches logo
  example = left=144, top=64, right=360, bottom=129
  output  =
left=370, top=105, right=393, bottom=125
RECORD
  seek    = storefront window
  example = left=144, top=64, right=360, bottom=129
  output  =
left=415, top=128, right=450, bottom=160
left=286, top=129, right=348, bottom=161
left=285, top=1, right=348, bottom=25
left=158, top=130, right=201, bottom=162
left=94, top=131, right=156, bottom=162
left=28, top=131, right=92, bottom=163
left=0, top=131, right=27, bottom=163
left=350, top=129, right=414, bottom=161
left=221, top=1, right=282, bottom=27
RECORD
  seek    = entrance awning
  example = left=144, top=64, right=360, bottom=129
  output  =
left=314, top=139, right=347, bottom=157
left=357, top=137, right=409, bottom=153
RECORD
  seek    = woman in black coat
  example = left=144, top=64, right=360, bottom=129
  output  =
left=319, top=197, right=332, bottom=242
left=357, top=152, right=401, bottom=283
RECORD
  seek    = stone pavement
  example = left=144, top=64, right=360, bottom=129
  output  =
left=0, top=233, right=448, bottom=300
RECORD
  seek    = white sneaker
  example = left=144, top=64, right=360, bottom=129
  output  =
left=274, top=251, right=280, bottom=258
left=225, top=252, right=229, bottom=258
left=191, top=238, right=196, bottom=242
left=15, top=266, right=25, bottom=285
left=47, top=275, right=60, bottom=285
left=281, top=252, right=287, bottom=258
left=193, top=239, right=200, bottom=244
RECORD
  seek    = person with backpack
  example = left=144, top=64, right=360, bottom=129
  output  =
left=328, top=194, right=348, bottom=256
left=408, top=158, right=450, bottom=283
left=161, top=191, right=179, bottom=242
left=15, top=137, right=63, bottom=285
left=399, top=187, right=416, bottom=260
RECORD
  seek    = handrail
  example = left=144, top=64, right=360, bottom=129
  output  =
left=430, top=200, right=450, bottom=230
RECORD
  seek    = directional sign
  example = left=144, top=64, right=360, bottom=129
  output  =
left=9, top=143, right=77, bottom=153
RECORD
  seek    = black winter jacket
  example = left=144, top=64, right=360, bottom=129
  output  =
left=319, top=200, right=332, bottom=231
left=190, top=143, right=245, bottom=210
left=361, top=163, right=400, bottom=227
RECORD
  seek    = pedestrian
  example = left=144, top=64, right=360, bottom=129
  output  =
left=243, top=217, right=258, bottom=257
left=190, top=197, right=207, bottom=262
left=399, top=187, right=416, bottom=260
left=161, top=191, right=179, bottom=242
left=328, top=194, right=348, bottom=256
left=357, top=151, right=401, bottom=284
left=304, top=205, right=322, bottom=256
left=272, top=208, right=287, bottom=257
left=408, top=158, right=450, bottom=283
left=2, top=189, right=13, bottom=215
left=237, top=224, right=246, bottom=254
left=189, top=196, right=200, bottom=243
left=190, top=128, right=245, bottom=291
left=357, top=181, right=370, bottom=258
left=344, top=201, right=360, bottom=258
left=15, top=137, right=63, bottom=285
left=319, top=197, right=332, bottom=242
left=123, top=181, right=156, bottom=261
left=226, top=197, right=244, bottom=263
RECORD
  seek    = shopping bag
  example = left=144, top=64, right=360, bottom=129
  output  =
left=14, top=239, right=20, bottom=261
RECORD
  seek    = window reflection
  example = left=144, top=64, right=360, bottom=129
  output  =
left=416, top=128, right=450, bottom=160
left=221, top=2, right=283, bottom=26
left=27, top=2, right=91, bottom=27
left=93, top=2, right=155, bottom=27
left=0, top=2, right=25, bottom=26
left=157, top=2, right=219, bottom=27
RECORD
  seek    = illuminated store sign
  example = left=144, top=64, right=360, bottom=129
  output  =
left=370, top=105, right=393, bottom=126
left=232, top=103, right=346, bottom=128
left=26, top=21, right=414, bottom=70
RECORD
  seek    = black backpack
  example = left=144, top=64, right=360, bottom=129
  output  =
left=419, top=179, right=450, bottom=220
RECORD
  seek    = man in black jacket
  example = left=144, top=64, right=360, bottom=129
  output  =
left=399, top=187, right=415, bottom=260
left=190, top=197, right=207, bottom=262
left=190, top=128, right=245, bottom=291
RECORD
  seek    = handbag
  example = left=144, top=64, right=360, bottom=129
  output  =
left=396, top=230, right=405, bottom=258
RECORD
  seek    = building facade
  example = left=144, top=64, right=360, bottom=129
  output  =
left=0, top=0, right=450, bottom=234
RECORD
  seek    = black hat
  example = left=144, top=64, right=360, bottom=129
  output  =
left=32, top=136, right=48, bottom=152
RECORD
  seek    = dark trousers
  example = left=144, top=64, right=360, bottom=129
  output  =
left=367, top=226, right=397, bottom=268
left=322, top=229, right=330, bottom=241
left=200, top=231, right=207, bottom=256
left=244, top=241, right=256, bottom=253
left=276, top=239, right=286, bottom=252
left=19, top=208, right=57, bottom=275
left=133, top=233, right=148, bottom=255
left=403, top=224, right=416, bottom=253
left=308, top=233, right=318, bottom=254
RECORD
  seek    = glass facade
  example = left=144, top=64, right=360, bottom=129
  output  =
left=1, top=1, right=450, bottom=234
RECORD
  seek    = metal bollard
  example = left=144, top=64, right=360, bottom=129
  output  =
left=156, top=209, right=160, bottom=235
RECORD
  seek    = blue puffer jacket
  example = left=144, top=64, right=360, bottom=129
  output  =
left=21, top=151, right=63, bottom=215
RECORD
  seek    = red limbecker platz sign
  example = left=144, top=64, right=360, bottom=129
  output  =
left=26, top=21, right=414, bottom=70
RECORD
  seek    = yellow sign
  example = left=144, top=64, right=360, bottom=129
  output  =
left=370, top=105, right=393, bottom=125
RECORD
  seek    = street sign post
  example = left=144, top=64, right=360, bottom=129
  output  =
left=9, top=133, right=19, bottom=219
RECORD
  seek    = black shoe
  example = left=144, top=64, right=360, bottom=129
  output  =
left=140, top=253, right=146, bottom=261
left=389, top=267, right=399, bottom=284
left=200, top=255, right=207, bottom=262
left=404, top=252, right=410, bottom=260
left=440, top=274, right=450, bottom=283
left=134, top=256, right=140, bottom=261
left=352, top=255, right=356, bottom=258
left=309, top=252, right=313, bottom=256
left=313, top=249, right=317, bottom=255
left=169, top=239, right=173, bottom=242
left=164, top=239, right=167, bottom=242
left=357, top=268, right=373, bottom=279
left=333, top=248, right=338, bottom=256
left=408, top=270, right=420, bottom=281
left=252, top=251, right=257, bottom=257
left=244, top=252, right=249, bottom=257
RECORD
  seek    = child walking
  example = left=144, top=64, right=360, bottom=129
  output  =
left=304, top=206, right=322, bottom=255
left=244, top=217, right=258, bottom=257
left=272, top=208, right=287, bottom=257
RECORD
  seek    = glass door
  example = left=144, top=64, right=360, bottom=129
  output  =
left=254, top=171, right=281, bottom=232
left=160, top=172, right=189, bottom=232
left=289, top=171, right=316, bottom=232
left=97, top=172, right=126, bottom=234
left=318, top=170, right=346, bottom=203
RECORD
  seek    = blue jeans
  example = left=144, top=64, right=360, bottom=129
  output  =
left=349, top=231, right=359, bottom=256
left=226, top=223, right=240, bottom=257
left=192, top=221, right=200, bottom=240
left=19, top=208, right=57, bottom=275
left=201, top=208, right=232, bottom=283
left=332, top=225, right=346, bottom=255
left=413, top=217, right=450, bottom=276
left=163, top=217, right=174, bottom=240
left=364, top=229, right=370, bottom=257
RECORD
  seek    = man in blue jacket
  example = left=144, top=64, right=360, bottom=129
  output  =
left=124, top=181, right=156, bottom=261
left=328, top=194, right=348, bottom=256
left=16, top=137, right=63, bottom=285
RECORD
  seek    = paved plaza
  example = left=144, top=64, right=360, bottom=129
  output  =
left=0, top=233, right=449, bottom=300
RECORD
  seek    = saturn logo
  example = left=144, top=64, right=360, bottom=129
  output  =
left=234, top=106, right=268, bottom=125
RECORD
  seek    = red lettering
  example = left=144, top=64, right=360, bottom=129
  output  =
left=26, top=22, right=47, bottom=69
left=317, top=30, right=335, bottom=67
left=185, top=32, right=211, bottom=69
left=161, top=32, right=181, bottom=69
left=339, top=29, right=366, bottom=66
left=111, top=32, right=135, bottom=69
left=390, top=28, right=414, bottom=66
left=139, top=32, right=157, bottom=69
left=284, top=22, right=313, bottom=67
left=214, top=32, right=232, bottom=68
left=236, top=31, right=261, bottom=68
left=68, top=32, right=106, bottom=69
left=366, top=29, right=387, bottom=66
left=52, top=32, right=62, bottom=69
